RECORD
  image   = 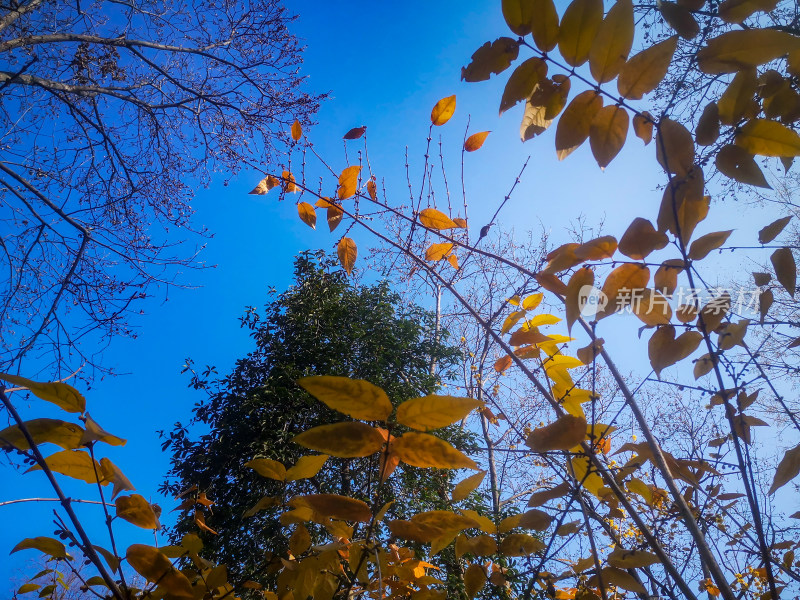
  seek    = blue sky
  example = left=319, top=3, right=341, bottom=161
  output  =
left=1, top=0, right=786, bottom=593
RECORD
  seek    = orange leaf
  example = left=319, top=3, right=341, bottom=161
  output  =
left=464, top=131, right=491, bottom=152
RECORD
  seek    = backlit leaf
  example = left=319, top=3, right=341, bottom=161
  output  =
left=590, top=105, right=629, bottom=168
left=116, top=494, right=160, bottom=529
left=420, top=208, right=458, bottom=230
left=100, top=457, right=135, bottom=499
left=327, top=204, right=343, bottom=232
left=297, top=202, right=316, bottom=229
left=659, top=2, right=699, bottom=39
left=688, top=230, right=733, bottom=260
left=28, top=449, right=108, bottom=485
left=520, top=75, right=571, bottom=141
left=633, top=112, right=654, bottom=145
left=461, top=39, right=520, bottom=82
left=81, top=414, right=126, bottom=447
left=558, top=0, right=603, bottom=67
left=500, top=58, right=548, bottom=115
left=126, top=544, right=193, bottom=598
left=397, top=395, right=482, bottom=431
left=566, top=267, right=594, bottom=333
left=500, top=533, right=545, bottom=556
left=285, top=455, right=329, bottom=482
left=769, top=444, right=800, bottom=494
left=631, top=289, right=672, bottom=326
left=716, top=145, right=770, bottom=188
left=599, top=263, right=650, bottom=318
left=618, top=218, right=668, bottom=260
left=299, top=375, right=392, bottom=421
left=426, top=242, right=455, bottom=261
left=291, top=494, right=372, bottom=522
left=394, top=432, right=479, bottom=470
left=249, top=175, right=279, bottom=195
left=528, top=482, right=571, bottom=506
left=656, top=118, right=695, bottom=176
left=759, top=216, right=792, bottom=244
left=736, top=119, right=800, bottom=157
left=617, top=36, right=677, bottom=99
left=555, top=91, right=603, bottom=160
left=337, top=237, right=357, bottom=275
left=246, top=458, right=287, bottom=481
left=464, top=131, right=490, bottom=152
left=12, top=537, right=70, bottom=560
left=294, top=422, right=385, bottom=458
left=0, top=374, right=85, bottom=413
left=526, top=414, right=587, bottom=452
left=431, top=95, right=457, bottom=125
left=0, top=418, right=83, bottom=451
left=588, top=0, right=634, bottom=84
left=530, top=0, right=560, bottom=51
left=502, top=0, right=534, bottom=35
left=771, top=247, right=796, bottom=297
left=697, top=30, right=800, bottom=74
left=282, top=170, right=297, bottom=193
left=337, top=166, right=361, bottom=199
left=717, top=68, right=758, bottom=125
left=291, top=120, right=302, bottom=141
left=452, top=471, right=487, bottom=502
left=576, top=236, right=617, bottom=261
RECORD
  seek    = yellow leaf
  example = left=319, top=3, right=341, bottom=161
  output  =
left=656, top=118, right=695, bottom=176
left=297, top=202, right=316, bottom=229
left=718, top=68, right=758, bottom=125
left=11, top=537, right=70, bottom=560
left=452, top=471, right=487, bottom=502
left=617, top=36, right=677, bottom=99
left=736, top=119, right=800, bottom=157
left=771, top=247, right=796, bottom=297
left=243, top=496, right=280, bottom=518
left=659, top=2, right=699, bottom=40
left=17, top=584, right=41, bottom=594
left=590, top=105, right=628, bottom=168
left=464, top=564, right=487, bottom=599
left=453, top=217, right=467, bottom=228
left=0, top=373, right=85, bottom=413
left=648, top=325, right=702, bottom=377
left=28, top=449, right=108, bottom=485
left=558, top=0, right=603, bottom=67
left=431, top=95, right=457, bottom=126
left=337, top=237, right=357, bottom=275
left=426, top=242, right=454, bottom=261
left=0, top=418, right=83, bottom=451
left=464, top=131, right=491, bottom=152
left=697, top=30, right=800, bottom=74
left=575, top=235, right=617, bottom=261
left=100, top=457, right=135, bottom=499
left=502, top=0, right=534, bottom=35
left=289, top=524, right=311, bottom=556
left=566, top=267, right=594, bottom=333
left=598, top=567, right=647, bottom=594
left=716, top=144, right=770, bottom=188
left=447, top=253, right=460, bottom=270
left=246, top=458, right=287, bottom=481
left=759, top=216, right=792, bottom=244
left=461, top=38, right=520, bottom=82
left=769, top=444, right=800, bottom=494
left=500, top=533, right=545, bottom=556
left=555, top=91, right=603, bottom=160
left=527, top=415, right=586, bottom=452
left=696, top=103, right=720, bottom=146
left=249, top=175, right=279, bottom=195
left=632, top=111, right=654, bottom=145
left=126, top=544, right=193, bottom=598
left=285, top=454, right=329, bottom=482
left=618, top=217, right=668, bottom=260
left=631, top=289, right=672, bottom=327
left=290, top=494, right=372, bottom=522
left=420, top=208, right=458, bottom=230
left=327, top=204, right=343, bottom=232
left=719, top=0, right=778, bottom=23
left=589, top=0, right=634, bottom=84
left=530, top=0, right=560, bottom=51
left=396, top=395, right=483, bottom=431
left=522, top=293, right=543, bottom=310
left=688, top=230, right=733, bottom=260
left=116, top=494, right=160, bottom=529
left=298, top=375, right=392, bottom=421
left=80, top=413, right=126, bottom=447
left=291, top=120, right=302, bottom=141
left=598, top=263, right=650, bottom=318
left=337, top=165, right=361, bottom=199
left=518, top=509, right=552, bottom=531
left=294, top=422, right=385, bottom=458
left=394, top=432, right=479, bottom=470
left=500, top=57, right=548, bottom=115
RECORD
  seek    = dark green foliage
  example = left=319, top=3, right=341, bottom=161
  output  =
left=160, top=251, right=477, bottom=589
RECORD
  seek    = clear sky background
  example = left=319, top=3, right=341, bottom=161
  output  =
left=1, top=0, right=786, bottom=593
